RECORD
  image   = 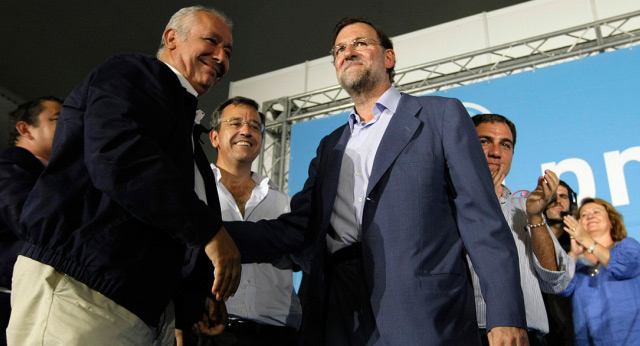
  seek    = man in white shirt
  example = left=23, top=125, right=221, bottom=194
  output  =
left=469, top=113, right=574, bottom=346
left=202, top=96, right=302, bottom=345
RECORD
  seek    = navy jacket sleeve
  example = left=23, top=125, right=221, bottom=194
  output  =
left=81, top=56, right=221, bottom=247
left=224, top=131, right=333, bottom=263
left=0, top=147, right=44, bottom=238
left=0, top=147, right=44, bottom=286
left=440, top=98, right=527, bottom=330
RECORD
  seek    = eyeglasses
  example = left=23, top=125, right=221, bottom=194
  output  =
left=221, top=118, right=265, bottom=133
left=330, top=37, right=380, bottom=59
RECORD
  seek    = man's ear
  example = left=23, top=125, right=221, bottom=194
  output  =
left=163, top=28, right=179, bottom=50
left=209, top=129, right=219, bottom=149
left=384, top=49, right=396, bottom=70
left=15, top=121, right=33, bottom=140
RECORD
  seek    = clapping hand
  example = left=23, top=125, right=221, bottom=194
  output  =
left=563, top=215, right=588, bottom=260
left=526, top=170, right=559, bottom=218
left=491, top=164, right=507, bottom=200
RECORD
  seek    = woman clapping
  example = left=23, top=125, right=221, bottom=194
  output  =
left=560, top=198, right=640, bottom=345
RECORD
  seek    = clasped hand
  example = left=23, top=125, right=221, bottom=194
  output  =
left=204, top=226, right=242, bottom=301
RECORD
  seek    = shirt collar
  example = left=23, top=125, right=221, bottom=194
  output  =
left=348, top=86, right=401, bottom=132
left=194, top=109, right=206, bottom=125
left=500, top=185, right=512, bottom=204
left=163, top=62, right=199, bottom=98
left=210, top=164, right=279, bottom=190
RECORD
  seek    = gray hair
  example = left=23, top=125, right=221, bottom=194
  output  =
left=157, top=6, right=233, bottom=57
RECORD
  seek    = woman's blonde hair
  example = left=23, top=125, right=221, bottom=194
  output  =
left=577, top=197, right=627, bottom=242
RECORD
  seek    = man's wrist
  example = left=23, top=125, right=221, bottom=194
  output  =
left=527, top=214, right=546, bottom=229
left=527, top=220, right=547, bottom=229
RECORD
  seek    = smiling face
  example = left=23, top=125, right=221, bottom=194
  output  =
left=545, top=185, right=571, bottom=221
left=210, top=104, right=262, bottom=168
left=164, top=11, right=232, bottom=95
left=333, top=22, right=394, bottom=95
left=578, top=202, right=613, bottom=239
left=475, top=121, right=514, bottom=177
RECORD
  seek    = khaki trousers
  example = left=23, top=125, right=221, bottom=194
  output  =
left=7, top=256, right=174, bottom=346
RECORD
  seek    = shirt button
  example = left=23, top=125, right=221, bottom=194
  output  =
left=355, top=171, right=360, bottom=176
left=358, top=197, right=363, bottom=203
left=247, top=280, right=251, bottom=284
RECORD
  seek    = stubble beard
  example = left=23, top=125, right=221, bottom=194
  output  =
left=339, top=66, right=376, bottom=97
left=545, top=209, right=564, bottom=225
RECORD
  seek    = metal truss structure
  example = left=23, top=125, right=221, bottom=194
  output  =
left=257, top=10, right=640, bottom=192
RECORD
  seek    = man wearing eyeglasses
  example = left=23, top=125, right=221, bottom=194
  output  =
left=225, top=17, right=528, bottom=345
left=189, top=96, right=302, bottom=345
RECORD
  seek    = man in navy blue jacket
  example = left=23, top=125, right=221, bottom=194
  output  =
left=226, top=17, right=528, bottom=346
left=0, top=96, right=61, bottom=345
left=7, top=6, right=240, bottom=345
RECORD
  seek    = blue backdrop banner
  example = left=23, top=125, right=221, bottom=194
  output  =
left=289, top=46, right=640, bottom=242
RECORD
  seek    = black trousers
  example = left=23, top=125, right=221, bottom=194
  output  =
left=324, top=243, right=377, bottom=346
left=183, top=322, right=297, bottom=346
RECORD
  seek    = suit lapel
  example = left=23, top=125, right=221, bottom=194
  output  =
left=366, top=94, right=422, bottom=197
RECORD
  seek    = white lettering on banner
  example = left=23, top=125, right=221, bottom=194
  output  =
left=463, top=102, right=491, bottom=115
left=604, top=146, right=640, bottom=206
left=541, top=158, right=596, bottom=203
left=541, top=146, right=640, bottom=207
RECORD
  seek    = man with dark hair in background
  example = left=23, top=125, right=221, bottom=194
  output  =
left=542, top=180, right=577, bottom=345
left=7, top=6, right=240, bottom=345
left=470, top=113, right=574, bottom=346
left=0, top=96, right=61, bottom=345
left=545, top=181, right=577, bottom=252
left=225, top=17, right=529, bottom=345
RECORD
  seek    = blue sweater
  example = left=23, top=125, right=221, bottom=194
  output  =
left=560, top=237, right=640, bottom=345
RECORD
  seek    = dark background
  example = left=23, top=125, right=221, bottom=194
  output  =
left=1, top=0, right=529, bottom=112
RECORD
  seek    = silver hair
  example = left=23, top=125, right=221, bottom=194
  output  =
left=156, top=6, right=232, bottom=57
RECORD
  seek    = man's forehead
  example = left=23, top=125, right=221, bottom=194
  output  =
left=40, top=101, right=61, bottom=114
left=335, top=22, right=376, bottom=43
left=221, top=104, right=259, bottom=118
left=556, top=185, right=569, bottom=195
left=477, top=122, right=513, bottom=141
left=193, top=12, right=233, bottom=42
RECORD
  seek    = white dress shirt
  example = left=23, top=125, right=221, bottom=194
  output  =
left=468, top=185, right=575, bottom=333
left=212, top=165, right=303, bottom=328
left=327, top=86, right=401, bottom=253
